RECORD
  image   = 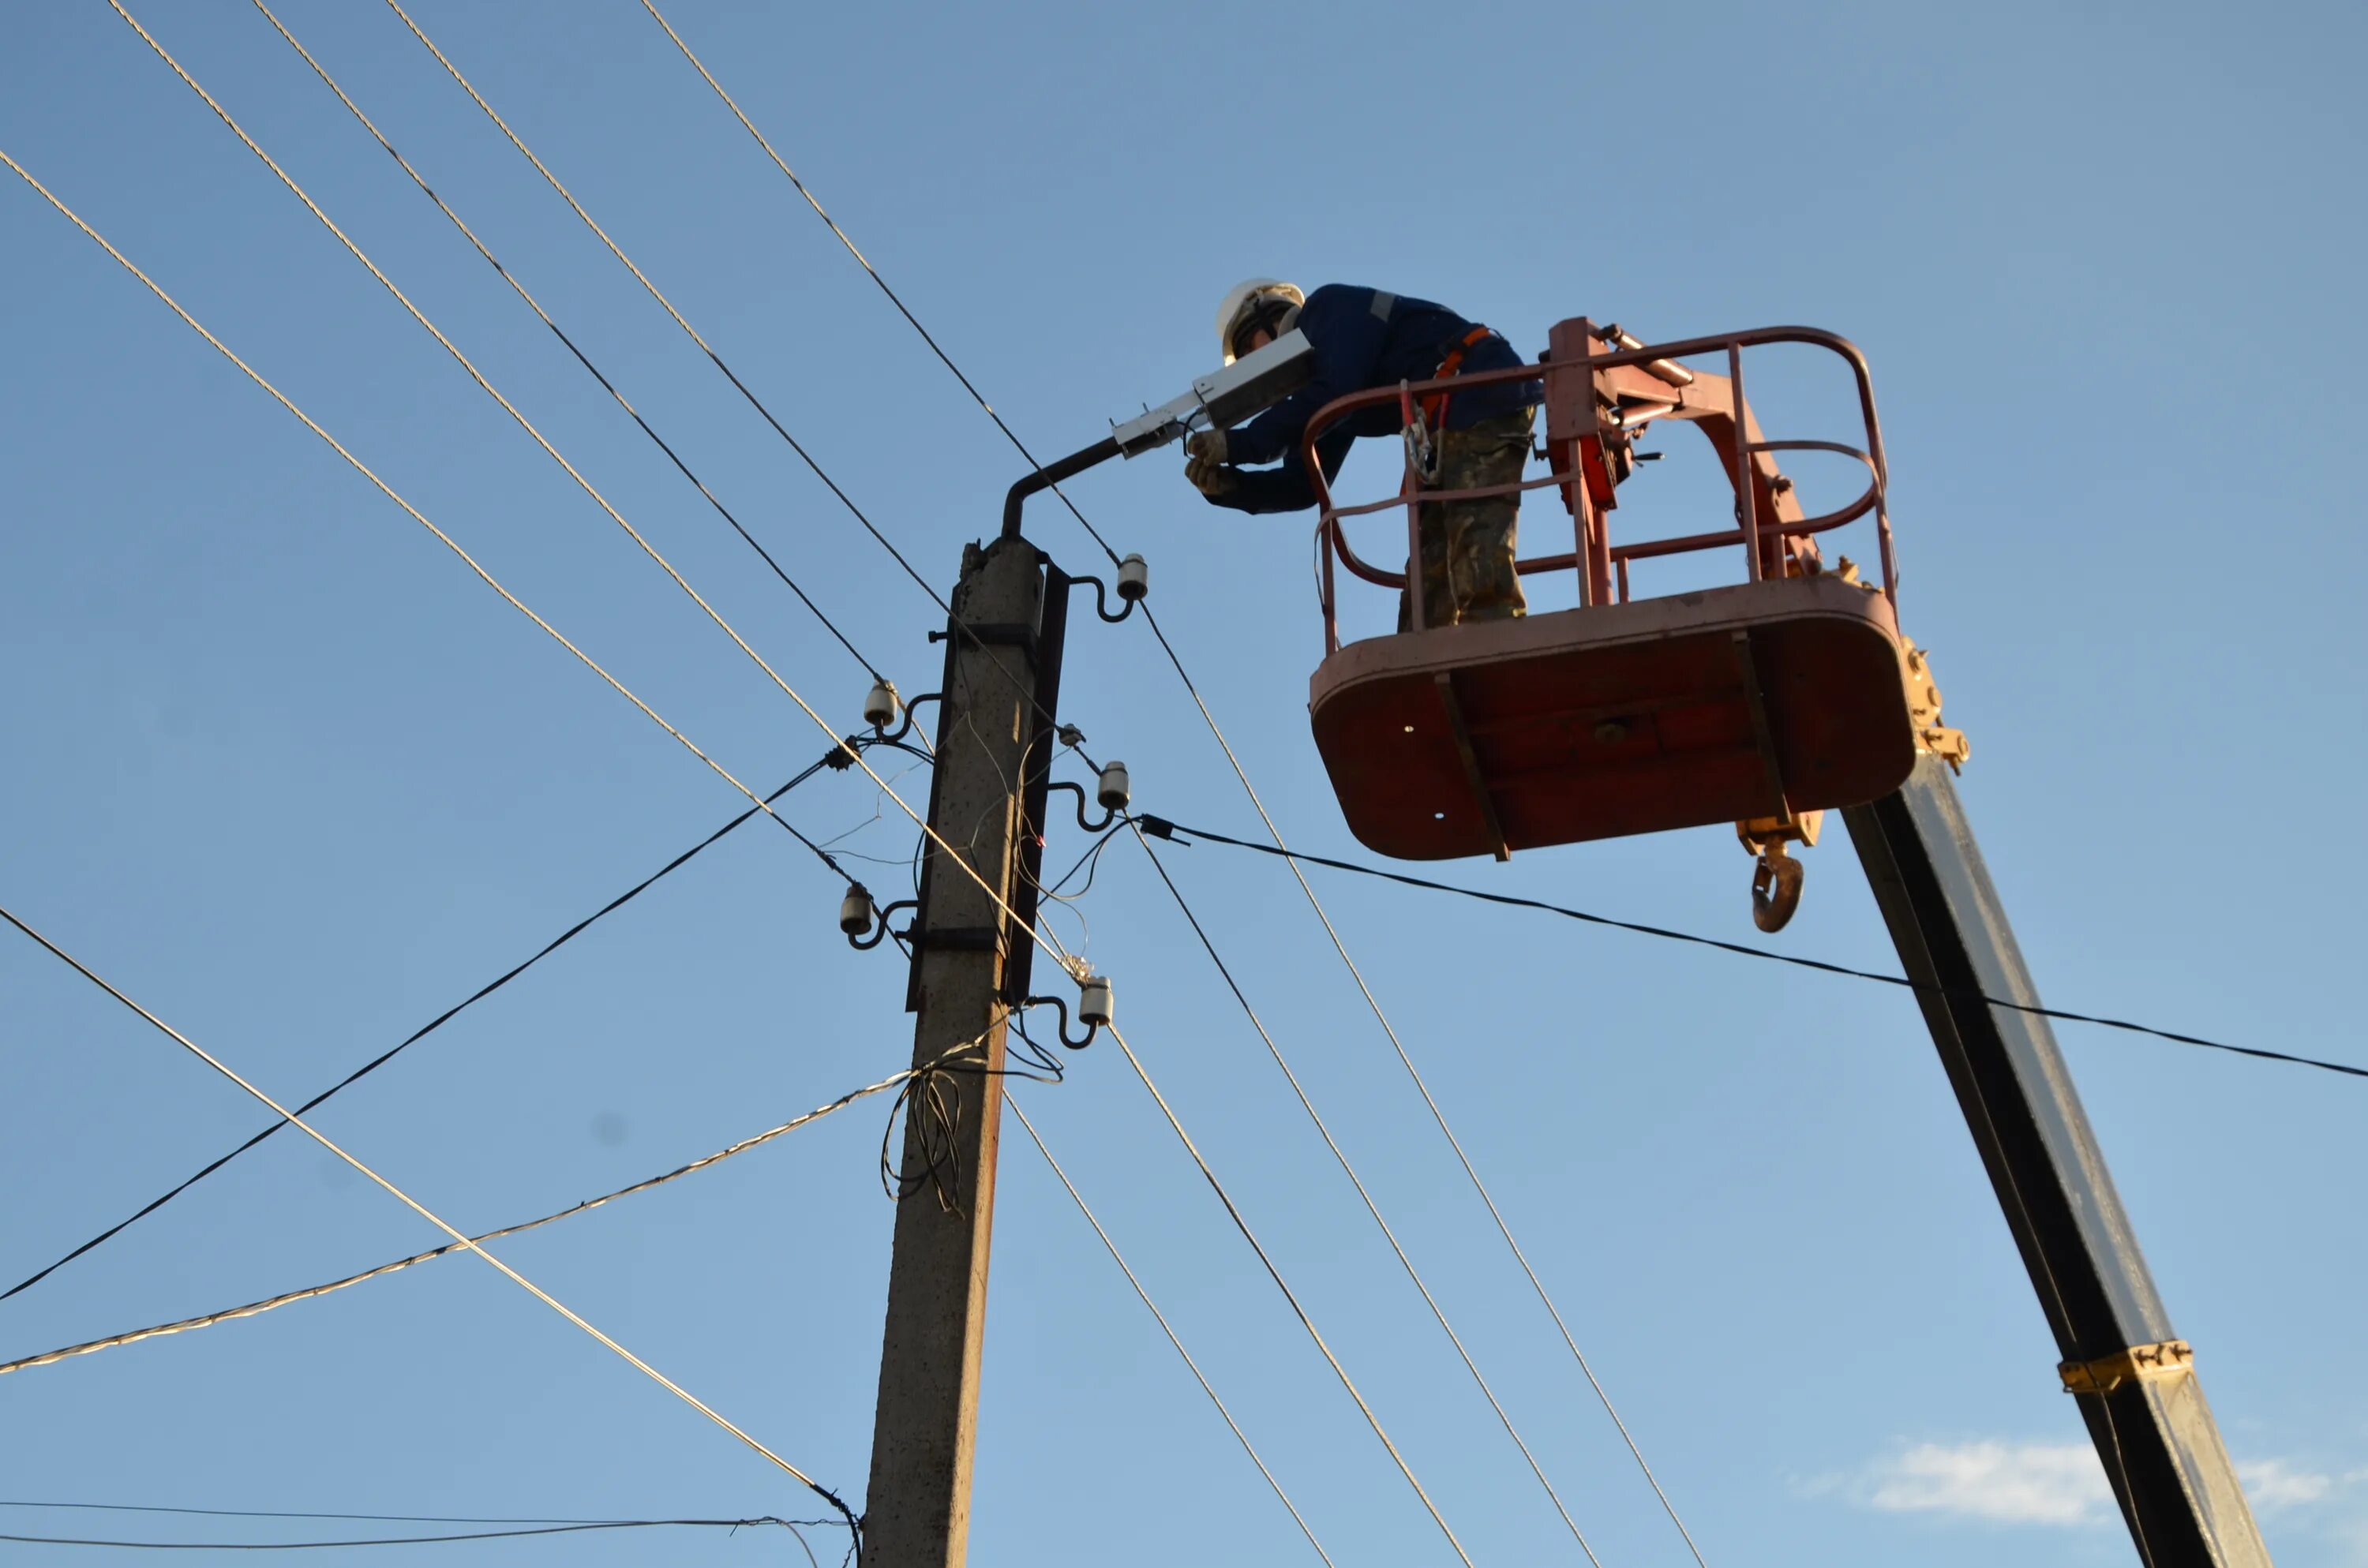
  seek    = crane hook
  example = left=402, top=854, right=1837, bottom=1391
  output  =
left=1751, top=843, right=1805, bottom=932
left=1737, top=810, right=1819, bottom=934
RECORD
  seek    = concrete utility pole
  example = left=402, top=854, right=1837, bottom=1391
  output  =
left=860, top=536, right=1065, bottom=1568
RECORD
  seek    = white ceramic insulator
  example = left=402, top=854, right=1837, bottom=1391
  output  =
left=1116, top=553, right=1149, bottom=601
left=863, top=679, right=901, bottom=729
left=1096, top=760, right=1131, bottom=812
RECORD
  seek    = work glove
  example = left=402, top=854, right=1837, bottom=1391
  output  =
left=1185, top=456, right=1237, bottom=499
left=1186, top=428, right=1229, bottom=465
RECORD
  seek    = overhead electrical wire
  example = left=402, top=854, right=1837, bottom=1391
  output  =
left=1138, top=816, right=2367, bottom=1083
left=105, top=0, right=1025, bottom=941
left=0, top=162, right=1145, bottom=1550
left=75, top=21, right=1077, bottom=991
left=0, top=1043, right=976, bottom=1379
left=43, top=22, right=1644, bottom=1568
left=634, top=0, right=1121, bottom=567
left=0, top=148, right=882, bottom=941
left=60, top=24, right=1654, bottom=1558
left=618, top=20, right=1711, bottom=1555
left=0, top=1502, right=822, bottom=1527
left=1003, top=1093, right=1335, bottom=1568
left=373, top=0, right=1105, bottom=793
left=244, top=0, right=882, bottom=687
left=2, top=748, right=876, bottom=1304
left=0, top=1517, right=819, bottom=1553
left=1096, top=1020, right=1476, bottom=1567
left=0, top=902, right=860, bottom=1540
left=0, top=143, right=1105, bottom=1232
left=375, top=0, right=991, bottom=624
left=1133, top=685, right=1718, bottom=1568
left=1125, top=823, right=1604, bottom=1562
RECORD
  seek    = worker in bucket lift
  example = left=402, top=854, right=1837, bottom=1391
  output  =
left=1186, top=280, right=1544, bottom=628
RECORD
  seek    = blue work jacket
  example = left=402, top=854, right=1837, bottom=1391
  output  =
left=1208, top=284, right=1542, bottom=515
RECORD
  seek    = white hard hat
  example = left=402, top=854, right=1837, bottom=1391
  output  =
left=1216, top=278, right=1305, bottom=365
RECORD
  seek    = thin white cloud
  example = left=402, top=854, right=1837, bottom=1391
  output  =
left=1860, top=1440, right=2111, bottom=1525
left=2240, top=1458, right=2332, bottom=1511
left=1822, top=1441, right=2344, bottom=1527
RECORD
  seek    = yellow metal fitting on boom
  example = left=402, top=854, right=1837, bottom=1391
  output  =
left=2059, top=1339, right=2194, bottom=1396
left=1902, top=638, right=1970, bottom=772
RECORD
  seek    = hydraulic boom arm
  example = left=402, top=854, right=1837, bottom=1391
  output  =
left=1845, top=758, right=2270, bottom=1567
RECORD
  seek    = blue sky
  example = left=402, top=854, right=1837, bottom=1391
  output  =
left=3, top=1, right=2363, bottom=1564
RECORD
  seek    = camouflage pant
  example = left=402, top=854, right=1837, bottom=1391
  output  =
left=1399, top=406, right=1535, bottom=631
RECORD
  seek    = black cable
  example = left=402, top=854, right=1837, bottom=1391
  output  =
left=0, top=1515, right=821, bottom=1551
left=0, top=1503, right=635, bottom=1525
left=1040, top=823, right=1125, bottom=903
left=488, top=268, right=884, bottom=687
left=639, top=2, right=1125, bottom=570
left=2, top=743, right=879, bottom=1304
left=1137, top=814, right=2368, bottom=1083
left=387, top=0, right=1088, bottom=748
left=254, top=0, right=885, bottom=686
left=879, top=1033, right=1073, bottom=1211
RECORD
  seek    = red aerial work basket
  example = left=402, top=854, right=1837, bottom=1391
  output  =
left=1304, top=321, right=1963, bottom=915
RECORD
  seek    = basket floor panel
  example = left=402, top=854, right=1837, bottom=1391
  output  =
left=1310, top=578, right=1917, bottom=861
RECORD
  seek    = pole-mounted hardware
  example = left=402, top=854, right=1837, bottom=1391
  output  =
left=1045, top=760, right=1130, bottom=834
left=1021, top=972, right=1114, bottom=1050
left=1095, top=761, right=1130, bottom=814
left=863, top=537, right=1050, bottom=1568
left=843, top=885, right=920, bottom=952
left=1002, top=330, right=1313, bottom=544
left=864, top=678, right=903, bottom=731
left=1078, top=973, right=1114, bottom=1028
left=1061, top=552, right=1151, bottom=622
left=1104, top=331, right=1316, bottom=458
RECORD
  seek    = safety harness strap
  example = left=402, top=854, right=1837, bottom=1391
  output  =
left=1421, top=325, right=1502, bottom=428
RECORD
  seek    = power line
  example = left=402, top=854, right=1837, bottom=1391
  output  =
left=0, top=1517, right=818, bottom=1552
left=0, top=901, right=860, bottom=1540
left=245, top=0, right=884, bottom=687
left=0, top=1502, right=740, bottom=1525
left=633, top=0, right=1122, bottom=568
left=3, top=748, right=871, bottom=1304
left=1, top=177, right=1130, bottom=1503
left=1138, top=814, right=2368, bottom=1083
left=1133, top=658, right=1718, bottom=1568
left=106, top=1, right=955, bottom=914
left=0, top=144, right=872, bottom=928
left=619, top=24, right=1708, bottom=1551
left=1124, top=823, right=1604, bottom=1562
left=1, top=129, right=1017, bottom=1383
left=1098, top=1023, right=1477, bottom=1568
left=1003, top=1093, right=1335, bottom=1568
left=375, top=0, right=972, bottom=623
left=117, top=0, right=1077, bottom=979
left=377, top=0, right=1101, bottom=775
left=2, top=128, right=1075, bottom=1015
left=0, top=1053, right=944, bottom=1379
